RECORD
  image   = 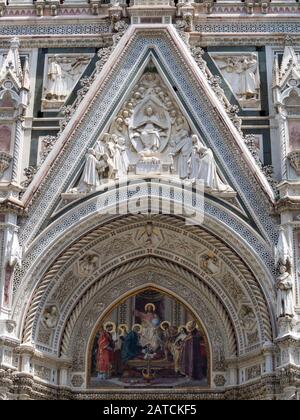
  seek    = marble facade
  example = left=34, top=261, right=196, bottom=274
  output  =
left=0, top=1, right=299, bottom=401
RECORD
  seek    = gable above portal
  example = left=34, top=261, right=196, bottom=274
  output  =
left=18, top=25, right=277, bottom=248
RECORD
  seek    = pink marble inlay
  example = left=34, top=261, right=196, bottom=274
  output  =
left=4, top=264, right=13, bottom=307
left=289, top=120, right=300, bottom=150
left=0, top=125, right=11, bottom=153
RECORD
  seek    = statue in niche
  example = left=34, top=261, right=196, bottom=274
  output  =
left=190, top=135, right=232, bottom=192
left=214, top=54, right=260, bottom=107
left=276, top=265, right=295, bottom=319
left=45, top=56, right=67, bottom=102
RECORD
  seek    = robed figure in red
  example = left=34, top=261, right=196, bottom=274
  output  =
left=180, top=321, right=206, bottom=380
left=96, top=324, right=115, bottom=379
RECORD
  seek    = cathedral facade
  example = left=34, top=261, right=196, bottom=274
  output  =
left=0, top=0, right=300, bottom=401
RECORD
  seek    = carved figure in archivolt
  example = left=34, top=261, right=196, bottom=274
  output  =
left=135, top=222, right=164, bottom=248
left=43, top=306, right=59, bottom=329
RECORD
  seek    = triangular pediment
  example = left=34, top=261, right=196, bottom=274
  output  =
left=60, top=58, right=235, bottom=201
left=19, top=25, right=276, bottom=247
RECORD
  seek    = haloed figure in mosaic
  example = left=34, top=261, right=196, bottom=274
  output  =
left=90, top=290, right=208, bottom=388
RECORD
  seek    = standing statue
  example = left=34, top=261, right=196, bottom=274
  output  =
left=237, top=54, right=261, bottom=101
left=6, top=227, right=22, bottom=268
left=190, top=135, right=231, bottom=192
left=275, top=228, right=295, bottom=319
left=45, top=56, right=67, bottom=101
left=108, top=134, right=128, bottom=179
left=170, top=117, right=193, bottom=179
left=276, top=265, right=295, bottom=319
left=73, top=134, right=111, bottom=193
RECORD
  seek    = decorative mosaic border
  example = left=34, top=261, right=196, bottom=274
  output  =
left=195, top=21, right=300, bottom=34
left=0, top=22, right=110, bottom=37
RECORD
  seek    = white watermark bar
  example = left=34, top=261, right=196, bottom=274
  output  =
left=96, top=177, right=205, bottom=226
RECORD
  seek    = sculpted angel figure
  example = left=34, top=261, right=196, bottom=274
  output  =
left=108, top=134, right=128, bottom=180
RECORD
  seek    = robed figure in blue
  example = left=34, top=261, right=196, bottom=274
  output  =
left=122, top=325, right=142, bottom=363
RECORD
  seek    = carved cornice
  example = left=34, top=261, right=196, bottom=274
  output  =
left=275, top=198, right=300, bottom=213
left=0, top=198, right=26, bottom=216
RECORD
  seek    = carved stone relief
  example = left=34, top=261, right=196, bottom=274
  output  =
left=239, top=305, right=257, bottom=331
left=211, top=53, right=261, bottom=110
left=66, top=65, right=232, bottom=196
left=42, top=305, right=59, bottom=329
left=34, top=365, right=52, bottom=382
left=42, top=54, right=93, bottom=111
left=245, top=365, right=262, bottom=382
left=77, top=254, right=100, bottom=278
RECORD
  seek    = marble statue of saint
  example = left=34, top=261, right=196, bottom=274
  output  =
left=170, top=117, right=193, bottom=179
left=45, top=56, right=67, bottom=101
left=237, top=54, right=260, bottom=100
left=108, top=134, right=128, bottom=179
left=81, top=149, right=101, bottom=192
left=190, top=135, right=231, bottom=192
left=73, top=134, right=114, bottom=193
left=277, top=265, right=295, bottom=319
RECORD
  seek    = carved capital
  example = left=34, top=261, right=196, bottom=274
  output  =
left=288, top=151, right=300, bottom=175
left=0, top=152, right=12, bottom=178
left=35, top=1, right=44, bottom=17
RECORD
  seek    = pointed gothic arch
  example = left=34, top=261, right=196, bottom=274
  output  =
left=85, top=284, right=213, bottom=389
